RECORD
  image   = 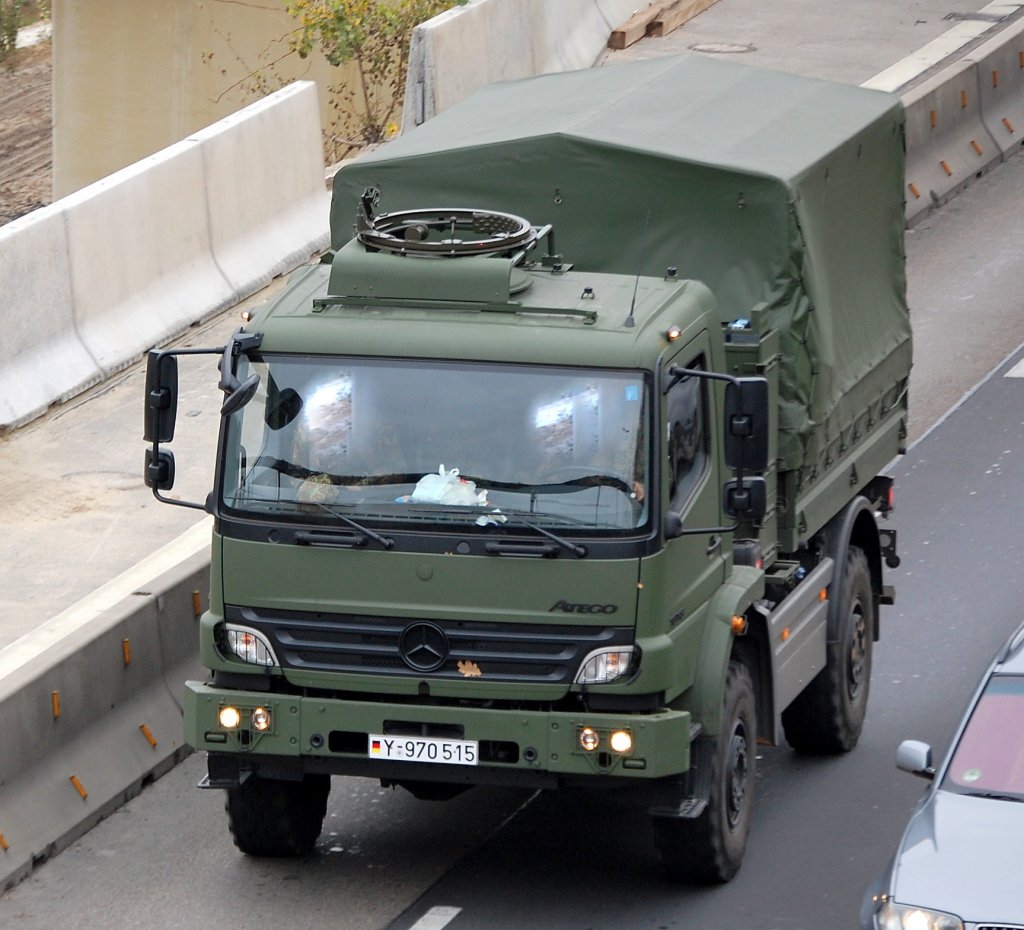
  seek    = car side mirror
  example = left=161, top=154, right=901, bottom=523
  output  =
left=896, top=739, right=935, bottom=780
left=723, top=476, right=767, bottom=521
left=144, top=448, right=176, bottom=491
left=724, top=377, right=769, bottom=472
left=218, top=328, right=263, bottom=416
left=144, top=351, right=178, bottom=443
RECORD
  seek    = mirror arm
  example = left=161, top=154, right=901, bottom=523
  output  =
left=219, top=329, right=264, bottom=395
left=667, top=516, right=739, bottom=538
left=664, top=364, right=737, bottom=394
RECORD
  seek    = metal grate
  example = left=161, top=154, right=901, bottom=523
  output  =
left=226, top=605, right=632, bottom=684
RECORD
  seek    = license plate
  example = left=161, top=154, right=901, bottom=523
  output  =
left=368, top=734, right=479, bottom=765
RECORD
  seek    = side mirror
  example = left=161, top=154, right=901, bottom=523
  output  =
left=144, top=351, right=178, bottom=442
left=221, top=373, right=260, bottom=417
left=896, top=739, right=935, bottom=781
left=723, top=476, right=767, bottom=521
left=724, top=377, right=769, bottom=472
left=144, top=448, right=176, bottom=491
left=142, top=341, right=238, bottom=513
left=218, top=329, right=262, bottom=417
left=266, top=386, right=303, bottom=430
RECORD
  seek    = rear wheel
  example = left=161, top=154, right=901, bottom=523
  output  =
left=781, top=546, right=874, bottom=754
left=225, top=774, right=330, bottom=857
left=653, top=660, right=756, bottom=883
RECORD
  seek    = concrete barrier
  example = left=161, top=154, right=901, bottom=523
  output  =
left=191, top=81, right=330, bottom=298
left=61, top=138, right=237, bottom=378
left=863, top=0, right=1024, bottom=225
left=0, top=81, right=327, bottom=431
left=0, top=205, right=102, bottom=428
left=899, top=59, right=1000, bottom=225
left=403, top=0, right=642, bottom=128
left=0, top=521, right=211, bottom=892
left=972, top=17, right=1024, bottom=158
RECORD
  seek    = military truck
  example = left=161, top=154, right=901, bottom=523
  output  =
left=144, top=55, right=910, bottom=882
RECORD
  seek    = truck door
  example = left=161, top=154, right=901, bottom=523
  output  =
left=661, top=338, right=728, bottom=624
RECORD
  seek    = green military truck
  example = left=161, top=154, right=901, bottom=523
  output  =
left=144, top=55, right=911, bottom=882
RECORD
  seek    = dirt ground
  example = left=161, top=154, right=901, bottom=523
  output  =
left=0, top=41, right=52, bottom=226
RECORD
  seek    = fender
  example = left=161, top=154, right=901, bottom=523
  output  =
left=672, top=564, right=763, bottom=738
left=820, top=495, right=882, bottom=644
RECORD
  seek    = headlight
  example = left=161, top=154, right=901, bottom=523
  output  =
left=609, top=729, right=633, bottom=753
left=575, top=647, right=634, bottom=684
left=223, top=624, right=278, bottom=667
left=579, top=727, right=600, bottom=752
left=218, top=706, right=242, bottom=729
left=875, top=901, right=963, bottom=930
left=251, top=706, right=272, bottom=732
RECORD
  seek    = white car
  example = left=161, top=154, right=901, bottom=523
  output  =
left=860, top=619, right=1024, bottom=930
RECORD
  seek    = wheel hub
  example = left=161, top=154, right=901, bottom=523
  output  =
left=725, top=724, right=749, bottom=828
left=847, top=603, right=867, bottom=701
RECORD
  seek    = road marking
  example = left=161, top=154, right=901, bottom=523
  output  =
left=408, top=906, right=462, bottom=930
left=1005, top=358, right=1024, bottom=378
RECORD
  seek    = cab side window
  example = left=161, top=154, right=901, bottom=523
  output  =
left=667, top=355, right=708, bottom=511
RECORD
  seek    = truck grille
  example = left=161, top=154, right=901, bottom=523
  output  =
left=225, top=605, right=632, bottom=684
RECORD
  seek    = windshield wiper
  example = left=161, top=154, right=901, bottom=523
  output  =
left=308, top=502, right=395, bottom=550
left=960, top=789, right=1024, bottom=803
left=494, top=512, right=587, bottom=558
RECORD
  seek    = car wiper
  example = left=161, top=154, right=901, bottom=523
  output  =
left=491, top=511, right=587, bottom=559
left=307, top=502, right=395, bottom=550
left=960, top=789, right=1024, bottom=802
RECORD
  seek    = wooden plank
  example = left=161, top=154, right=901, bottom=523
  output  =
left=650, top=0, right=721, bottom=38
left=608, top=1, right=678, bottom=50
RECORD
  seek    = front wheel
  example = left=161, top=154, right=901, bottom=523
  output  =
left=653, top=660, right=756, bottom=883
left=225, top=774, right=330, bottom=857
left=781, top=546, right=874, bottom=754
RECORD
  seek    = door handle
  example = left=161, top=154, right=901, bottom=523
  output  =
left=706, top=533, right=722, bottom=557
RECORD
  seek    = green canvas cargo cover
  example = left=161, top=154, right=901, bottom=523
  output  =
left=330, top=54, right=912, bottom=473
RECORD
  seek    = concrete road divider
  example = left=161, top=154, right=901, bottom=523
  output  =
left=403, top=0, right=644, bottom=128
left=0, top=81, right=328, bottom=431
left=0, top=206, right=102, bottom=428
left=864, top=0, right=1024, bottom=225
left=61, top=138, right=236, bottom=378
left=0, top=521, right=211, bottom=893
left=972, top=17, right=1024, bottom=158
left=899, top=59, right=1000, bottom=225
left=192, top=81, right=329, bottom=298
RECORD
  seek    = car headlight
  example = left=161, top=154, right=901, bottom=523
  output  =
left=223, top=624, right=279, bottom=667
left=575, top=647, right=634, bottom=684
left=875, top=901, right=963, bottom=930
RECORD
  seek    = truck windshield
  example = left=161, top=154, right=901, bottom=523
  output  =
left=221, top=354, right=650, bottom=533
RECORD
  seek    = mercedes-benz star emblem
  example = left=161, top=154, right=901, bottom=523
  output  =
left=399, top=622, right=449, bottom=672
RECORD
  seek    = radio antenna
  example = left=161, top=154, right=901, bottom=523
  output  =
left=624, top=208, right=652, bottom=329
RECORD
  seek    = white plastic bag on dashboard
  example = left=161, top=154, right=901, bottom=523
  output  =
left=411, top=465, right=486, bottom=506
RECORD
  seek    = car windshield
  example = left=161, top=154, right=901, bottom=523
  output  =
left=220, top=354, right=650, bottom=533
left=942, top=675, right=1024, bottom=799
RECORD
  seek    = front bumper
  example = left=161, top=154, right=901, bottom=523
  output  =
left=184, top=681, right=691, bottom=788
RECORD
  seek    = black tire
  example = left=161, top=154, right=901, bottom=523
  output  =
left=654, top=660, right=756, bottom=883
left=781, top=546, right=874, bottom=754
left=225, top=774, right=330, bottom=857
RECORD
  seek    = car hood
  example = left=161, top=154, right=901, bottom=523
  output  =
left=891, top=789, right=1024, bottom=922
